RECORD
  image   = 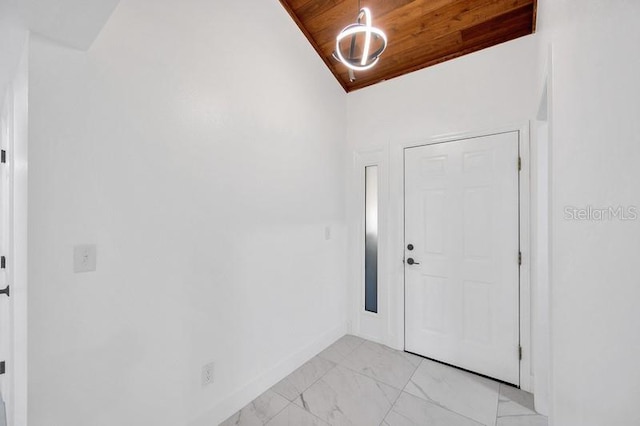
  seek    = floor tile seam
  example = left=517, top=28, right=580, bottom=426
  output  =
left=340, top=337, right=366, bottom=359
left=377, top=385, right=404, bottom=426
left=307, top=362, right=339, bottom=393
left=260, top=398, right=294, bottom=426
left=319, top=360, right=408, bottom=416
left=231, top=389, right=290, bottom=423
left=378, top=405, right=413, bottom=426
left=264, top=339, right=396, bottom=423
left=271, top=356, right=339, bottom=401
left=401, top=387, right=495, bottom=426
left=408, top=354, right=507, bottom=389
left=292, top=400, right=332, bottom=426
left=317, top=336, right=365, bottom=364
left=292, top=362, right=340, bottom=409
left=498, top=413, right=545, bottom=418
left=263, top=400, right=329, bottom=426
left=270, top=360, right=316, bottom=400
left=288, top=363, right=352, bottom=426
left=307, top=360, right=403, bottom=426
left=336, top=349, right=421, bottom=390
left=317, top=352, right=342, bottom=363
left=379, top=362, right=407, bottom=423
left=400, top=372, right=436, bottom=402
left=397, top=358, right=422, bottom=390
left=494, top=384, right=501, bottom=426
left=334, top=359, right=405, bottom=390
left=297, top=359, right=407, bottom=426
left=403, top=358, right=501, bottom=424
left=330, top=361, right=405, bottom=396
left=270, top=385, right=292, bottom=402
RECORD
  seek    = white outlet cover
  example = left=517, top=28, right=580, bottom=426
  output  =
left=73, top=245, right=97, bottom=273
left=201, top=362, right=215, bottom=387
left=324, top=226, right=332, bottom=240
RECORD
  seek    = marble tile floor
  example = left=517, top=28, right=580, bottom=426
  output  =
left=220, top=335, right=548, bottom=426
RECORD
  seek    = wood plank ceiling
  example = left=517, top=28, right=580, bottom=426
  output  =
left=279, top=0, right=537, bottom=92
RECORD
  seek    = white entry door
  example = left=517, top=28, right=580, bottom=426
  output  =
left=404, top=131, right=520, bottom=385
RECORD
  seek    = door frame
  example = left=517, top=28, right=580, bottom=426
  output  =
left=350, top=148, right=391, bottom=344
left=349, top=123, right=532, bottom=391
left=397, top=123, right=532, bottom=391
left=0, top=82, right=15, bottom=426
left=0, top=42, right=29, bottom=426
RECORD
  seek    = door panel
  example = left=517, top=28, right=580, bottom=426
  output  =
left=404, top=132, right=520, bottom=385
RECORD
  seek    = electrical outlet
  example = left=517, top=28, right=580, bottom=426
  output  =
left=201, top=362, right=215, bottom=387
left=324, top=226, right=332, bottom=240
left=73, top=244, right=97, bottom=273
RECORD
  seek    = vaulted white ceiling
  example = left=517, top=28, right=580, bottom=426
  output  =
left=1, top=0, right=119, bottom=101
left=23, top=0, right=120, bottom=50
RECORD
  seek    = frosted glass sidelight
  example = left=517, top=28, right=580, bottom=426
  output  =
left=365, top=166, right=378, bottom=313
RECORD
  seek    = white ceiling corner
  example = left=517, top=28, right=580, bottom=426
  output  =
left=23, top=0, right=120, bottom=50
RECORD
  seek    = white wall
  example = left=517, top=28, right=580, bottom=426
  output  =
left=21, top=0, right=120, bottom=50
left=347, top=35, right=539, bottom=149
left=0, top=0, right=27, bottom=102
left=27, top=1, right=347, bottom=425
left=345, top=35, right=539, bottom=352
left=536, top=1, right=640, bottom=425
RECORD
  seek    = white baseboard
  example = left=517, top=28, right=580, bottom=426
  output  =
left=521, top=373, right=534, bottom=393
left=534, top=383, right=550, bottom=416
left=189, top=323, right=348, bottom=426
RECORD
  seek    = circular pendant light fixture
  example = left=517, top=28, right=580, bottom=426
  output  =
left=333, top=5, right=388, bottom=76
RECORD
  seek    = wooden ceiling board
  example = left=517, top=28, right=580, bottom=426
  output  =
left=316, top=0, right=532, bottom=59
left=279, top=0, right=537, bottom=92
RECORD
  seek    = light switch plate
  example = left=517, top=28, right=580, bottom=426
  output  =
left=74, top=245, right=97, bottom=273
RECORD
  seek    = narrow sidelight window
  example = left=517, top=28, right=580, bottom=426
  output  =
left=365, top=166, right=378, bottom=313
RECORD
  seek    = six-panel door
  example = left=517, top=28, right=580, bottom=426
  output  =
left=404, top=132, right=520, bottom=385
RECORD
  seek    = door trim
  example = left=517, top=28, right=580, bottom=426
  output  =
left=350, top=148, right=390, bottom=344
left=0, top=43, right=29, bottom=426
left=399, top=124, right=532, bottom=391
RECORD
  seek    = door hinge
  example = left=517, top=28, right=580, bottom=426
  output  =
left=518, top=156, right=522, bottom=171
left=1, top=150, right=5, bottom=164
left=1, top=256, right=5, bottom=269
left=0, top=361, right=5, bottom=375
left=518, top=346, right=523, bottom=360
left=518, top=251, right=522, bottom=265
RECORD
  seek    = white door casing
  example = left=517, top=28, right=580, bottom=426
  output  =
left=0, top=44, right=29, bottom=426
left=0, top=94, right=12, bottom=425
left=404, top=131, right=521, bottom=385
